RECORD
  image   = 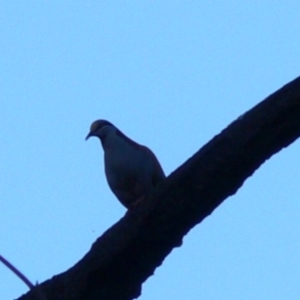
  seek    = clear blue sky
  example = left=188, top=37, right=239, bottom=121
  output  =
left=1, top=2, right=300, bottom=299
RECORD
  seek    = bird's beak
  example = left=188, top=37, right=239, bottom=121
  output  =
left=85, top=132, right=93, bottom=140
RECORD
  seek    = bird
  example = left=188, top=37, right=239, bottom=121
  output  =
left=85, top=120, right=166, bottom=209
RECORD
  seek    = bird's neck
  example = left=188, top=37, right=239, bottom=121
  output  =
left=101, top=129, right=139, bottom=153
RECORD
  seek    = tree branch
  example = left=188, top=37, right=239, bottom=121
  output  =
left=18, top=76, right=300, bottom=300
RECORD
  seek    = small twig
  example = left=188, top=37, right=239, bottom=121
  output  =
left=0, top=254, right=34, bottom=289
left=0, top=254, right=47, bottom=300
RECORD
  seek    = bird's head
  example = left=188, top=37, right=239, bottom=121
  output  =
left=85, top=120, right=116, bottom=141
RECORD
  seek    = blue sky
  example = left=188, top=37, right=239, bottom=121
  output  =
left=1, top=2, right=300, bottom=299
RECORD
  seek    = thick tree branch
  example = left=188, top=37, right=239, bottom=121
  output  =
left=18, top=76, right=300, bottom=300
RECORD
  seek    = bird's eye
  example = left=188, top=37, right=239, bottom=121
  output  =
left=90, top=122, right=100, bottom=132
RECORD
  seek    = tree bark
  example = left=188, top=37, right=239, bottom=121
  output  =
left=18, top=76, right=300, bottom=300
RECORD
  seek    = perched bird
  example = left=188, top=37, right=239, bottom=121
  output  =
left=85, top=120, right=166, bottom=209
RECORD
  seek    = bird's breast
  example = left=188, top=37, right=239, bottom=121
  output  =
left=104, top=141, right=146, bottom=185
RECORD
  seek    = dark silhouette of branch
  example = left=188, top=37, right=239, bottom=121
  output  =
left=18, top=76, right=300, bottom=300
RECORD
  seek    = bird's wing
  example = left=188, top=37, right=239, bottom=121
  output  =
left=141, top=146, right=166, bottom=185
